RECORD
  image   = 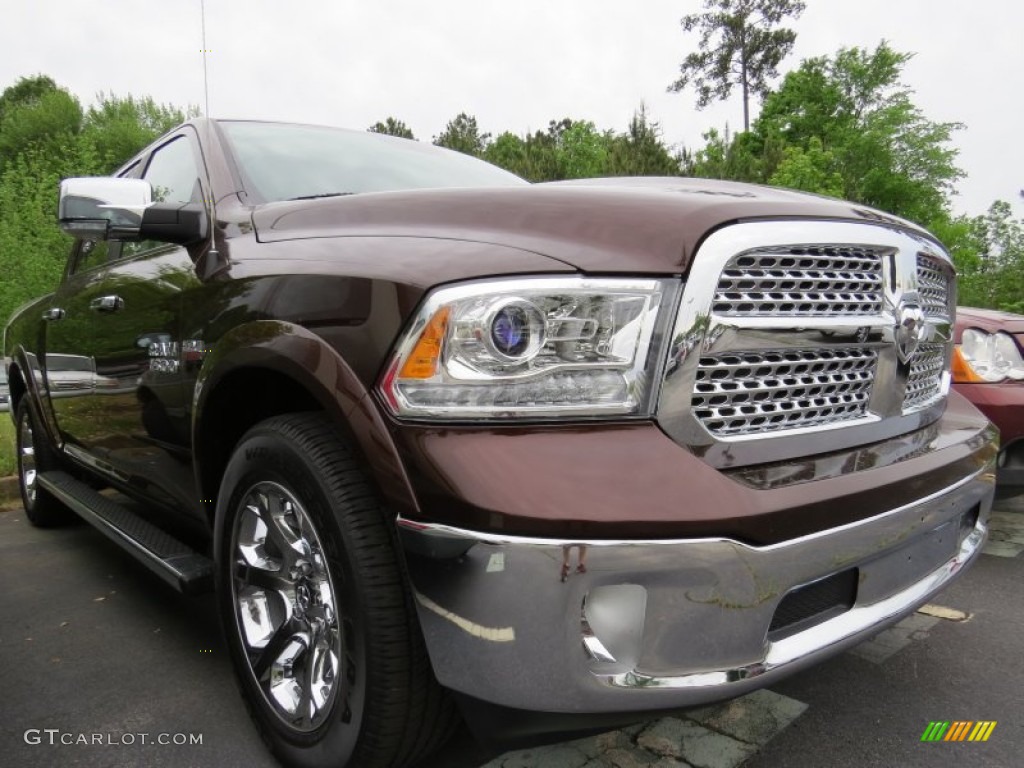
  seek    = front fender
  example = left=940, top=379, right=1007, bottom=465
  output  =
left=193, top=319, right=420, bottom=517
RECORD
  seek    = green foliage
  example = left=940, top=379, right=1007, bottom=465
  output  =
left=557, top=120, right=610, bottom=178
left=483, top=120, right=584, bottom=181
left=0, top=144, right=81, bottom=323
left=959, top=201, right=1024, bottom=312
left=681, top=126, right=762, bottom=181
left=483, top=109, right=680, bottom=182
left=368, top=117, right=415, bottom=139
left=768, top=137, right=843, bottom=196
left=0, top=74, right=62, bottom=118
left=927, top=202, right=1024, bottom=312
left=0, top=76, right=83, bottom=170
left=928, top=212, right=986, bottom=306
left=605, top=106, right=681, bottom=177
left=753, top=42, right=964, bottom=224
left=0, top=76, right=195, bottom=328
left=494, top=122, right=564, bottom=181
left=0, top=413, right=15, bottom=480
left=82, top=94, right=193, bottom=172
left=433, top=112, right=490, bottom=156
left=669, top=0, right=806, bottom=131
left=0, top=66, right=1017, bottom=330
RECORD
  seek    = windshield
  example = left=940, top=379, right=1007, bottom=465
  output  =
left=219, top=121, right=526, bottom=203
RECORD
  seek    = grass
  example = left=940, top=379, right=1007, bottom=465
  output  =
left=0, top=414, right=18, bottom=508
left=0, top=413, right=14, bottom=477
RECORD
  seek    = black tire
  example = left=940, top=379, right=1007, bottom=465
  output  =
left=15, top=399, right=75, bottom=527
left=214, top=413, right=457, bottom=768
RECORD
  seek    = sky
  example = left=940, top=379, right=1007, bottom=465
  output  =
left=2, top=0, right=1020, bottom=218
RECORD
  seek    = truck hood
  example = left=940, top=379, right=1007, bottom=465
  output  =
left=251, top=177, right=932, bottom=274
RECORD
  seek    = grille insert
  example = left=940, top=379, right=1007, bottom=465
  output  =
left=693, top=348, right=877, bottom=436
left=903, top=343, right=946, bottom=411
left=917, top=254, right=952, bottom=319
left=713, top=246, right=885, bottom=317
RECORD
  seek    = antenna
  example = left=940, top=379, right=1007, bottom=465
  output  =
left=200, top=0, right=210, bottom=117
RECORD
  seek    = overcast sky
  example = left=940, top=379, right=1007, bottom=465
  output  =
left=2, top=1, right=1020, bottom=217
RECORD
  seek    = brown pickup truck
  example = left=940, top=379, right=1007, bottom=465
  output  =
left=3, top=119, right=997, bottom=768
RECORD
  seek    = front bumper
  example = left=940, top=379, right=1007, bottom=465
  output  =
left=399, top=459, right=995, bottom=713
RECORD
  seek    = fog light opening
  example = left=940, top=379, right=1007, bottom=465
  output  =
left=580, top=585, right=647, bottom=669
left=959, top=504, right=981, bottom=544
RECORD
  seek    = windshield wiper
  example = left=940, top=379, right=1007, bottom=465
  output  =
left=286, top=192, right=356, bottom=201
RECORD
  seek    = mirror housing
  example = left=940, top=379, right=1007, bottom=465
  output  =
left=59, top=177, right=151, bottom=239
left=58, top=177, right=208, bottom=245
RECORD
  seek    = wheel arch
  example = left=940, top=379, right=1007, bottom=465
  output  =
left=6, top=358, right=27, bottom=412
left=192, top=320, right=420, bottom=528
left=5, top=347, right=63, bottom=449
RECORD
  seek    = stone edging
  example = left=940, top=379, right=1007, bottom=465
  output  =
left=0, top=474, right=20, bottom=509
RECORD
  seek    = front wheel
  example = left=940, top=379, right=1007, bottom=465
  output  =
left=215, top=413, right=455, bottom=768
left=15, top=399, right=74, bottom=527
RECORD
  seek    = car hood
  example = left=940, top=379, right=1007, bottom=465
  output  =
left=250, top=177, right=932, bottom=274
left=956, top=307, right=1024, bottom=335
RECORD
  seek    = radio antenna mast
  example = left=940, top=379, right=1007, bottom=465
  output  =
left=200, top=0, right=210, bottom=117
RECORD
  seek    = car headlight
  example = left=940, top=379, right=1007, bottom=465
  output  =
left=379, top=277, right=679, bottom=419
left=953, top=328, right=1024, bottom=383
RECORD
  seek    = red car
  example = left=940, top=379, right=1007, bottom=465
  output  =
left=953, top=307, right=1024, bottom=492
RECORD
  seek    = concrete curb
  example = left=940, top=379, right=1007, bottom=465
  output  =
left=0, top=474, right=20, bottom=509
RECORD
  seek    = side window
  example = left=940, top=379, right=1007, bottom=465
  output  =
left=144, top=137, right=202, bottom=204
left=120, top=136, right=203, bottom=259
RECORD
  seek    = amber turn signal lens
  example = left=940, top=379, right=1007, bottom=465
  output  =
left=951, top=345, right=985, bottom=383
left=399, top=307, right=450, bottom=379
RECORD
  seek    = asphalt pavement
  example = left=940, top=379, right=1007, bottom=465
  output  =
left=0, top=494, right=1021, bottom=768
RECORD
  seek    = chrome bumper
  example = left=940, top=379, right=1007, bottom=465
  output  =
left=398, top=463, right=994, bottom=713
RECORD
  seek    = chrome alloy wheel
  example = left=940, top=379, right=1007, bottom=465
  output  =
left=18, top=407, right=37, bottom=506
left=230, top=481, right=344, bottom=732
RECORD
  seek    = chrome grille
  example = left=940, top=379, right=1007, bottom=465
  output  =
left=903, top=343, right=946, bottom=412
left=659, top=221, right=957, bottom=464
left=712, top=246, right=884, bottom=317
left=917, top=254, right=952, bottom=319
left=692, top=349, right=877, bottom=437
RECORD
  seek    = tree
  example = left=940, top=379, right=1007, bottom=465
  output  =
left=368, top=117, right=415, bottom=140
left=605, top=106, right=681, bottom=177
left=768, top=137, right=843, bottom=197
left=433, top=112, right=489, bottom=156
left=0, top=76, right=195, bottom=327
left=668, top=0, right=805, bottom=132
left=753, top=42, right=964, bottom=225
left=680, top=125, right=764, bottom=182
left=483, top=131, right=529, bottom=176
left=970, top=201, right=1024, bottom=311
left=82, top=94, right=193, bottom=172
left=0, top=75, right=83, bottom=170
left=485, top=125, right=562, bottom=181
left=484, top=119, right=608, bottom=181
left=483, top=110, right=681, bottom=182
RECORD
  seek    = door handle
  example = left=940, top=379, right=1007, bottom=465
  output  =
left=42, top=307, right=65, bottom=321
left=89, top=295, right=125, bottom=312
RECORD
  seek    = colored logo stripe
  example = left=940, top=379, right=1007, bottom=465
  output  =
left=969, top=722, right=997, bottom=742
left=944, top=721, right=972, bottom=741
left=921, top=721, right=996, bottom=742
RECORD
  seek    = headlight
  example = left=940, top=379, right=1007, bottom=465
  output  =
left=953, top=328, right=1024, bottom=383
left=379, top=277, right=679, bottom=419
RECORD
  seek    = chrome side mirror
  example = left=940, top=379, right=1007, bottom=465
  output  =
left=58, top=177, right=208, bottom=245
left=58, top=177, right=153, bottom=240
